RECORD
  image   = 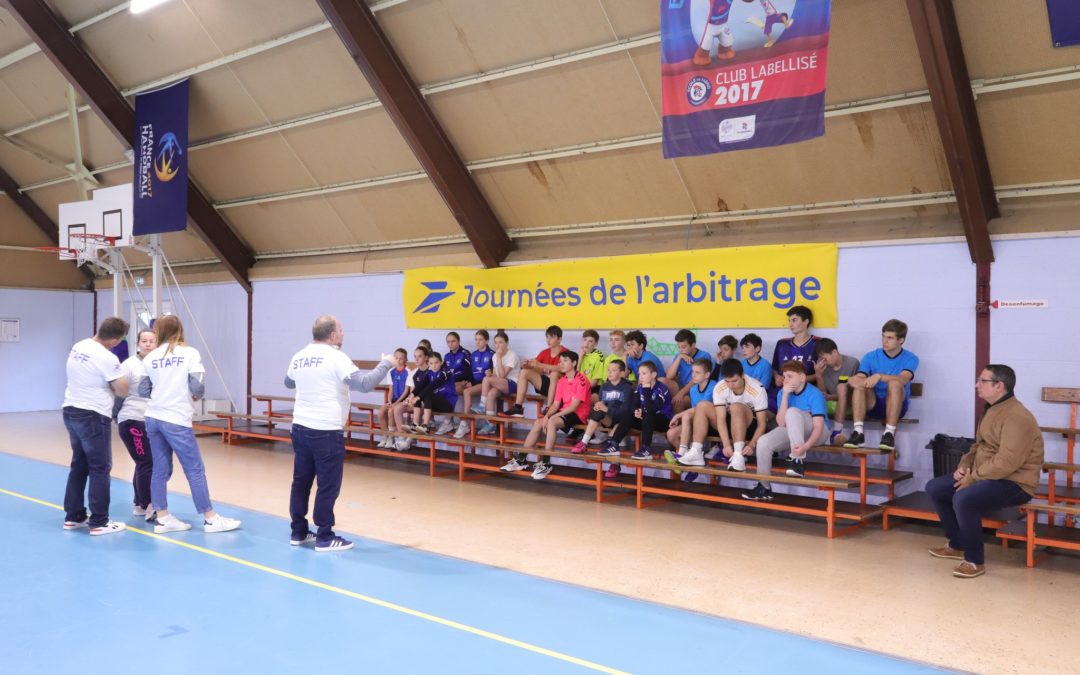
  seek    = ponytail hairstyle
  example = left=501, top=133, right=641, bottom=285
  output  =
left=153, top=314, right=186, bottom=355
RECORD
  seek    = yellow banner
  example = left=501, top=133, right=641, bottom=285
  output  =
left=404, top=243, right=837, bottom=329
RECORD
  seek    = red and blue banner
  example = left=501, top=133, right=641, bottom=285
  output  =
left=133, top=79, right=189, bottom=235
left=661, top=0, right=831, bottom=158
left=1046, top=0, right=1080, bottom=48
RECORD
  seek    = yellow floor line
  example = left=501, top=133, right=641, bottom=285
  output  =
left=0, top=486, right=629, bottom=675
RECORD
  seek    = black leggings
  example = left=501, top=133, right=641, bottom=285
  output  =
left=612, top=411, right=670, bottom=448
left=118, top=419, right=154, bottom=509
left=419, top=390, right=454, bottom=413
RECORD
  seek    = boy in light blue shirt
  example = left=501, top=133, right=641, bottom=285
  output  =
left=845, top=319, right=919, bottom=451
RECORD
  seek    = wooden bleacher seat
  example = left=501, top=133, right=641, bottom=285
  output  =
left=996, top=502, right=1080, bottom=567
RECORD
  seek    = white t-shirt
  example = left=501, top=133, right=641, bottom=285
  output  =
left=144, top=344, right=206, bottom=427
left=63, top=338, right=123, bottom=417
left=494, top=349, right=521, bottom=382
left=117, top=355, right=151, bottom=423
left=712, top=375, right=769, bottom=412
left=287, top=343, right=360, bottom=430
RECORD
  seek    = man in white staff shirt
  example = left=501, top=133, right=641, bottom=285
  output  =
left=285, top=315, right=393, bottom=552
left=62, top=317, right=130, bottom=535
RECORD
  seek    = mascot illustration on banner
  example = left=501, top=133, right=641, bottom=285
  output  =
left=690, top=0, right=796, bottom=66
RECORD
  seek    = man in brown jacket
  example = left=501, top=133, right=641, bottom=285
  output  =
left=926, top=364, right=1044, bottom=578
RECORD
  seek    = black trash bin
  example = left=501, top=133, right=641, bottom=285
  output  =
left=926, top=434, right=974, bottom=477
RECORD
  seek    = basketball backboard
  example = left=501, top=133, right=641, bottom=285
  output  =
left=57, top=184, right=135, bottom=260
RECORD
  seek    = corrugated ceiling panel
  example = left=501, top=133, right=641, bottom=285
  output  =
left=0, top=53, right=73, bottom=127
left=221, top=196, right=356, bottom=253
left=187, top=133, right=319, bottom=202
left=0, top=250, right=90, bottom=288
left=956, top=0, right=1080, bottom=79
left=826, top=0, right=926, bottom=102
left=187, top=66, right=275, bottom=140
left=322, top=181, right=463, bottom=241
left=979, top=85, right=1080, bottom=185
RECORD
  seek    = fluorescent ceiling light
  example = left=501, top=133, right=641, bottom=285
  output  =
left=130, top=0, right=172, bottom=15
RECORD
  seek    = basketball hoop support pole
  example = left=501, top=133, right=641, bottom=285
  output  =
left=150, top=234, right=163, bottom=318
left=111, top=248, right=122, bottom=317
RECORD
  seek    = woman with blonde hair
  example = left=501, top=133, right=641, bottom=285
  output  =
left=139, top=315, right=241, bottom=534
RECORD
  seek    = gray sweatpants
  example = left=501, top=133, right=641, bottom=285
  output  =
left=755, top=408, right=813, bottom=488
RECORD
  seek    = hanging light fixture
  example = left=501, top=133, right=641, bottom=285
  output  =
left=130, top=0, right=172, bottom=15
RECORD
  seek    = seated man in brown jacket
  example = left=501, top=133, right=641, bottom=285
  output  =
left=926, top=364, right=1044, bottom=578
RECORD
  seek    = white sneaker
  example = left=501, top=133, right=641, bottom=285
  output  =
left=677, top=447, right=706, bottom=466
left=704, top=443, right=723, bottom=460
left=377, top=436, right=392, bottom=449
left=154, top=515, right=192, bottom=533
left=435, top=419, right=455, bottom=435
left=204, top=514, right=242, bottom=533
left=589, top=431, right=609, bottom=445
left=453, top=420, right=470, bottom=439
left=133, top=505, right=148, bottom=516
left=144, top=508, right=158, bottom=522
left=500, top=457, right=529, bottom=472
left=728, top=452, right=747, bottom=472
left=531, top=461, right=553, bottom=480
left=89, top=520, right=127, bottom=536
left=63, top=519, right=89, bottom=531
left=395, top=437, right=413, bottom=451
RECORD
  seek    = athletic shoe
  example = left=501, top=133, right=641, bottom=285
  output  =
left=89, top=521, right=126, bottom=536
left=291, top=531, right=317, bottom=546
left=531, top=462, right=552, bottom=480
left=204, top=514, right=242, bottom=533
left=786, top=458, right=806, bottom=478
left=477, top=421, right=497, bottom=435
left=728, top=452, right=747, bottom=472
left=683, top=472, right=700, bottom=482
left=618, top=438, right=627, bottom=448
left=144, top=508, right=158, bottom=522
left=133, top=505, right=148, bottom=516
left=604, top=464, right=620, bottom=480
left=589, top=431, right=608, bottom=445
left=741, top=483, right=774, bottom=501
left=499, top=405, right=525, bottom=418
left=631, top=446, right=652, bottom=460
left=394, top=437, right=413, bottom=452
left=952, top=562, right=985, bottom=579
left=677, top=446, right=706, bottom=467
left=564, top=428, right=583, bottom=441
left=596, top=441, right=620, bottom=457
left=63, top=518, right=88, bottom=531
left=571, top=441, right=587, bottom=454
left=704, top=443, right=723, bottom=460
left=377, top=436, right=393, bottom=449
left=500, top=457, right=530, bottom=472
left=435, top=419, right=455, bottom=436
left=928, top=545, right=964, bottom=560
left=452, top=420, right=470, bottom=439
left=409, top=423, right=427, bottom=434
left=879, top=431, right=896, bottom=450
left=829, top=429, right=847, bottom=446
left=470, top=403, right=486, bottom=414
left=154, top=515, right=192, bottom=533
left=315, top=536, right=354, bottom=553
left=663, top=449, right=684, bottom=475
left=843, top=431, right=866, bottom=448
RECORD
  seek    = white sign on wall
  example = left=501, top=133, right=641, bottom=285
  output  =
left=0, top=318, right=19, bottom=342
left=990, top=299, right=1049, bottom=309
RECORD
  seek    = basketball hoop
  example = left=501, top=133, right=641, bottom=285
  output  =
left=69, top=232, right=118, bottom=247
left=33, top=245, right=79, bottom=259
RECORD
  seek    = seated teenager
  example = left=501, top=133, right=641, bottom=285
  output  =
left=392, top=347, right=431, bottom=451
left=499, top=324, right=566, bottom=418
left=437, top=332, right=472, bottom=435
left=601, top=361, right=673, bottom=463
left=704, top=359, right=768, bottom=472
left=476, top=330, right=521, bottom=436
left=769, top=305, right=820, bottom=412
left=845, top=319, right=919, bottom=451
left=665, top=358, right=717, bottom=462
left=813, top=337, right=860, bottom=446
left=377, top=348, right=411, bottom=448
left=740, top=361, right=828, bottom=501
left=664, top=329, right=713, bottom=413
left=574, top=359, right=634, bottom=456
left=709, top=335, right=738, bottom=381
left=602, top=330, right=635, bottom=383
left=455, top=329, right=495, bottom=438
left=500, top=351, right=590, bottom=480
left=739, top=333, right=773, bottom=388
left=407, top=351, right=458, bottom=436
left=625, top=330, right=664, bottom=378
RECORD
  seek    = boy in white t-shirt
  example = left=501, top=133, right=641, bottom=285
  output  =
left=62, top=317, right=130, bottom=536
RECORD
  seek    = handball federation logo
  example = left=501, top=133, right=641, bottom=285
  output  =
left=413, top=281, right=455, bottom=314
left=154, top=132, right=183, bottom=182
left=686, top=76, right=712, bottom=106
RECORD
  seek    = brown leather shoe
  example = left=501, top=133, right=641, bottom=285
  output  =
left=953, top=561, right=986, bottom=578
left=928, top=545, right=964, bottom=560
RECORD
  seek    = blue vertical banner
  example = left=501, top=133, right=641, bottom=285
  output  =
left=661, top=1, right=832, bottom=158
left=1046, top=0, right=1080, bottom=48
left=133, top=79, right=189, bottom=234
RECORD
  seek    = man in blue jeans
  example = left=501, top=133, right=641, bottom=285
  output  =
left=285, top=316, right=392, bottom=552
left=925, top=365, right=1044, bottom=578
left=62, top=317, right=130, bottom=535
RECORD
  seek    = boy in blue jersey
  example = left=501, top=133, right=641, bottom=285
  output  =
left=665, top=358, right=718, bottom=462
left=456, top=330, right=495, bottom=438
left=624, top=330, right=664, bottom=378
left=377, top=348, right=411, bottom=449
left=742, top=361, right=829, bottom=501
left=573, top=359, right=634, bottom=455
left=407, top=351, right=458, bottom=435
left=845, top=319, right=919, bottom=451
left=709, top=335, right=738, bottom=381
left=664, top=329, right=713, bottom=413
left=769, top=305, right=820, bottom=412
left=437, top=332, right=472, bottom=435
left=602, top=361, right=673, bottom=464
left=739, top=333, right=773, bottom=388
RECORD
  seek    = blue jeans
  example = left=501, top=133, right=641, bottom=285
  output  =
left=146, top=417, right=213, bottom=514
left=926, top=474, right=1031, bottom=564
left=290, top=424, right=346, bottom=543
left=62, top=407, right=113, bottom=527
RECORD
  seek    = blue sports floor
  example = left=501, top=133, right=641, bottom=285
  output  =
left=0, top=451, right=951, bottom=674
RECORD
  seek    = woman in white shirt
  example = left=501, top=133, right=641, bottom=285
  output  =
left=117, top=329, right=158, bottom=519
left=476, top=330, right=520, bottom=435
left=140, top=315, right=241, bottom=534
